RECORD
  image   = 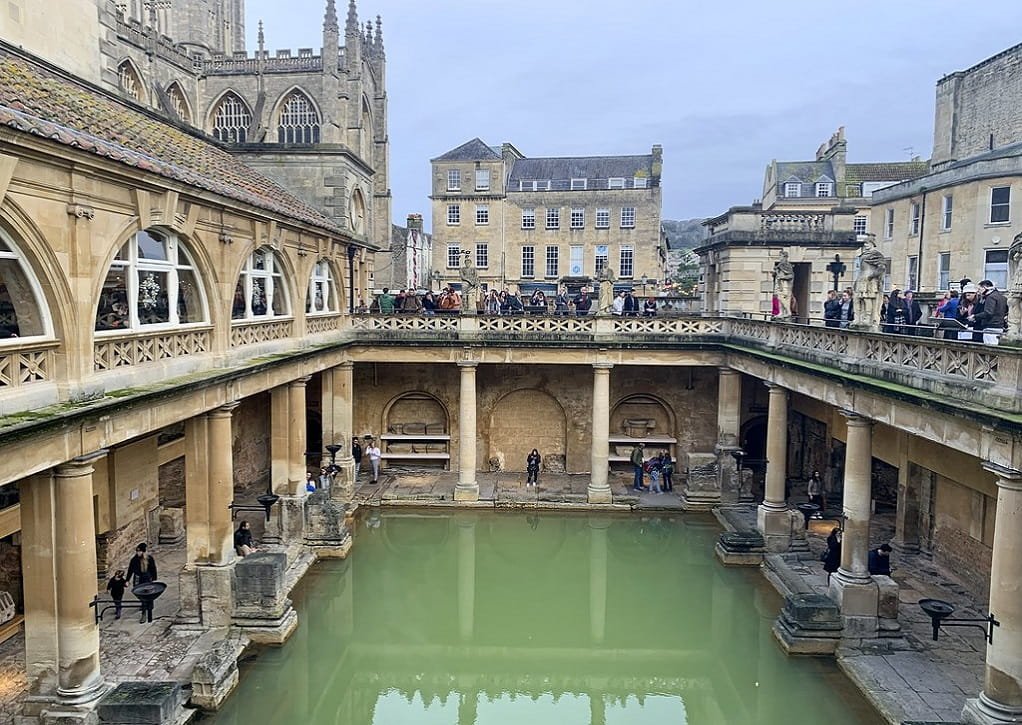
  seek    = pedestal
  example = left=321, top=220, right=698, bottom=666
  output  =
left=680, top=451, right=720, bottom=510
left=827, top=568, right=879, bottom=639
left=756, top=505, right=793, bottom=553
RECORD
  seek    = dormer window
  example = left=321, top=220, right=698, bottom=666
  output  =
left=784, top=182, right=801, bottom=197
left=816, top=182, right=833, bottom=197
left=570, top=178, right=587, bottom=190
left=633, top=177, right=648, bottom=189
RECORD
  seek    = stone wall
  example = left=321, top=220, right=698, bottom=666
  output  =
left=158, top=457, right=186, bottom=509
left=931, top=475, right=994, bottom=601
left=233, top=392, right=271, bottom=493
left=0, top=539, right=23, bottom=611
left=96, top=514, right=151, bottom=582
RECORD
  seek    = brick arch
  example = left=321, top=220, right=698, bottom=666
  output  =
left=488, top=389, right=566, bottom=473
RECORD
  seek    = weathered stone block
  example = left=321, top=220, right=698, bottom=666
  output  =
left=97, top=681, right=180, bottom=724
left=233, top=552, right=287, bottom=614
left=680, top=451, right=720, bottom=510
left=874, top=575, right=899, bottom=620
left=714, top=531, right=765, bottom=566
left=157, top=508, right=184, bottom=545
left=772, top=592, right=842, bottom=655
left=191, top=638, right=245, bottom=711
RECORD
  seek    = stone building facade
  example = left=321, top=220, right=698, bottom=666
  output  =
left=430, top=139, right=665, bottom=296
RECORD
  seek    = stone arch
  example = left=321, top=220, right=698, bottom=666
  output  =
left=206, top=90, right=253, bottom=143
left=306, top=256, right=343, bottom=315
left=360, top=95, right=373, bottom=161
left=379, top=392, right=449, bottom=440
left=488, top=389, right=566, bottom=473
left=272, top=86, right=321, bottom=144
left=165, top=81, right=192, bottom=124
left=117, top=58, right=144, bottom=102
left=609, top=393, right=677, bottom=457
left=229, top=246, right=295, bottom=319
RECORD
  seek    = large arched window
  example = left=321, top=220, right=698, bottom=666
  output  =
left=0, top=233, right=51, bottom=341
left=95, top=230, right=207, bottom=331
left=277, top=90, right=320, bottom=144
left=166, top=81, right=192, bottom=124
left=118, top=60, right=143, bottom=101
left=211, top=92, right=252, bottom=143
left=306, top=260, right=338, bottom=314
left=232, top=248, right=290, bottom=320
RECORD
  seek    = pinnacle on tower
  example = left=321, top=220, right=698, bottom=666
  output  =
left=257, top=20, right=265, bottom=53
left=365, top=20, right=372, bottom=44
left=324, top=0, right=338, bottom=33
left=374, top=15, right=384, bottom=50
left=345, top=0, right=359, bottom=35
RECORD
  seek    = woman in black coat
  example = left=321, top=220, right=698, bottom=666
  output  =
left=823, top=527, right=842, bottom=582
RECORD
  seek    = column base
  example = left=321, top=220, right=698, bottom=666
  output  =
left=756, top=504, right=793, bottom=552
left=828, top=569, right=879, bottom=640
left=55, top=676, right=110, bottom=707
left=961, top=693, right=1022, bottom=724
left=587, top=485, right=613, bottom=504
left=454, top=484, right=479, bottom=502
left=304, top=494, right=354, bottom=558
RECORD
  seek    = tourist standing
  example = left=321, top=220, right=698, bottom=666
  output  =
left=823, top=528, right=841, bottom=582
left=661, top=452, right=674, bottom=492
left=623, top=290, right=639, bottom=316
left=643, top=296, right=658, bottom=317
left=554, top=286, right=570, bottom=315
left=574, top=289, right=593, bottom=316
left=648, top=455, right=663, bottom=494
left=377, top=288, right=396, bottom=314
left=366, top=438, right=382, bottom=484
left=824, top=290, right=841, bottom=327
left=234, top=520, right=255, bottom=557
left=526, top=449, right=541, bottom=487
left=125, top=543, right=157, bottom=623
left=106, top=569, right=127, bottom=620
left=972, top=280, right=1007, bottom=345
left=838, top=289, right=854, bottom=328
left=630, top=443, right=645, bottom=492
left=807, top=470, right=825, bottom=517
left=351, top=437, right=363, bottom=477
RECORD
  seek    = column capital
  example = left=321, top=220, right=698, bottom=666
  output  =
left=717, top=366, right=738, bottom=376
left=840, top=409, right=873, bottom=426
left=981, top=461, right=1022, bottom=490
left=592, top=362, right=614, bottom=371
left=764, top=381, right=786, bottom=393
left=337, top=361, right=354, bottom=371
left=289, top=375, right=311, bottom=387
left=208, top=401, right=240, bottom=419
left=457, top=360, right=478, bottom=369
left=54, top=449, right=108, bottom=478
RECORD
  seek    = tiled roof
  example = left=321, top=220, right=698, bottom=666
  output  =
left=775, top=161, right=835, bottom=183
left=845, top=161, right=930, bottom=183
left=0, top=46, right=343, bottom=236
left=433, top=138, right=501, bottom=162
left=508, top=154, right=653, bottom=183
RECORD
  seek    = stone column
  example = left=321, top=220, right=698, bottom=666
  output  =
left=288, top=377, right=310, bottom=496
left=588, top=363, right=613, bottom=504
left=184, top=415, right=210, bottom=564
left=455, top=362, right=479, bottom=502
left=207, top=403, right=239, bottom=565
left=589, top=518, right=610, bottom=644
left=270, top=386, right=290, bottom=495
left=330, top=363, right=356, bottom=502
left=53, top=453, right=106, bottom=703
left=716, top=367, right=743, bottom=503
left=828, top=412, right=879, bottom=638
left=962, top=466, right=1022, bottom=725
left=756, top=383, right=790, bottom=551
left=456, top=516, right=475, bottom=642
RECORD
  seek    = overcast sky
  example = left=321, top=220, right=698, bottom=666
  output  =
left=246, top=0, right=1022, bottom=227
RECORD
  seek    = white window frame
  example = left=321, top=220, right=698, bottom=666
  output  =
left=815, top=182, right=833, bottom=197
left=546, top=208, right=560, bottom=230
left=522, top=208, right=536, bottom=230
left=595, top=208, right=610, bottom=229
left=990, top=186, right=1011, bottom=224
left=910, top=203, right=921, bottom=235
left=633, top=176, right=648, bottom=189
left=620, top=207, right=636, bottom=229
left=570, top=178, right=587, bottom=190
left=474, top=168, right=490, bottom=192
left=232, top=247, right=291, bottom=321
left=906, top=255, right=918, bottom=291
left=446, top=244, right=461, bottom=269
left=0, top=231, right=53, bottom=341
left=545, top=246, right=559, bottom=278
left=608, top=177, right=625, bottom=189
left=306, top=259, right=338, bottom=315
left=475, top=204, right=489, bottom=226
left=619, top=245, right=634, bottom=278
left=569, top=245, right=584, bottom=276
left=447, top=204, right=460, bottom=226
left=784, top=182, right=801, bottom=197
left=521, top=246, right=535, bottom=278
left=447, top=169, right=461, bottom=191
left=595, top=246, right=608, bottom=276
left=938, top=252, right=951, bottom=290
left=941, top=195, right=953, bottom=231
left=984, top=249, right=1009, bottom=288
left=570, top=208, right=585, bottom=229
left=853, top=215, right=868, bottom=236
left=475, top=243, right=488, bottom=269
left=884, top=208, right=895, bottom=239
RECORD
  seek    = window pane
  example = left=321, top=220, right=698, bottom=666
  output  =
left=232, top=279, right=246, bottom=319
left=251, top=277, right=269, bottom=316
left=177, top=268, right=202, bottom=323
left=0, top=258, right=44, bottom=337
left=137, top=270, right=170, bottom=325
left=96, top=266, right=130, bottom=330
left=136, top=230, right=168, bottom=260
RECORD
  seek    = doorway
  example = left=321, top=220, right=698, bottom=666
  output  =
left=793, top=262, right=811, bottom=322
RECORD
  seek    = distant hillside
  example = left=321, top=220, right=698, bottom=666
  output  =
left=662, top=218, right=706, bottom=250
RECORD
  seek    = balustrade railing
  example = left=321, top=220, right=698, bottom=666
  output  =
left=94, top=329, right=211, bottom=372
left=306, top=314, right=344, bottom=335
left=0, top=342, right=55, bottom=388
left=230, top=319, right=294, bottom=347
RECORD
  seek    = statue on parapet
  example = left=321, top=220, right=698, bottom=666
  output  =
left=597, top=266, right=616, bottom=314
left=851, top=236, right=886, bottom=331
left=459, top=251, right=480, bottom=315
left=1005, top=232, right=1022, bottom=343
left=772, top=251, right=794, bottom=319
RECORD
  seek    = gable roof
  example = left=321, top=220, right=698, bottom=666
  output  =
left=775, top=161, right=835, bottom=184
left=0, top=44, right=343, bottom=236
left=507, top=154, right=653, bottom=183
left=845, top=161, right=930, bottom=184
left=432, top=138, right=501, bottom=162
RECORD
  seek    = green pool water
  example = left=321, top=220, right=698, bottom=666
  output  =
left=210, top=510, right=881, bottom=724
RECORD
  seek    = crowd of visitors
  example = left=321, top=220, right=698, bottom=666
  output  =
left=629, top=443, right=675, bottom=494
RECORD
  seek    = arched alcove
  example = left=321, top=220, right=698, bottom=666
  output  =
left=608, top=394, right=676, bottom=462
left=488, top=389, right=566, bottom=473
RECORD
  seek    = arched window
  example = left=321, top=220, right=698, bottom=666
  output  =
left=277, top=90, right=320, bottom=144
left=0, top=233, right=51, bottom=341
left=167, top=82, right=192, bottom=124
left=360, top=97, right=372, bottom=161
left=118, top=61, right=143, bottom=101
left=211, top=92, right=252, bottom=143
left=306, top=260, right=338, bottom=314
left=95, top=230, right=207, bottom=331
left=232, top=248, right=290, bottom=320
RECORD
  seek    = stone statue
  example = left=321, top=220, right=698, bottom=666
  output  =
left=772, top=251, right=794, bottom=318
left=459, top=251, right=480, bottom=315
left=1005, top=232, right=1022, bottom=343
left=851, top=236, right=886, bottom=331
left=597, top=266, right=616, bottom=314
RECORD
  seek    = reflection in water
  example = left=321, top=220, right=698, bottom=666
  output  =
left=210, top=512, right=879, bottom=725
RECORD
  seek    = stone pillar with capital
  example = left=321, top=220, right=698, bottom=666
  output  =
left=287, top=376, right=310, bottom=496
left=716, top=367, right=744, bottom=503
left=962, top=466, right=1022, bottom=725
left=207, top=403, right=239, bottom=566
left=328, top=363, right=356, bottom=502
left=455, top=362, right=479, bottom=502
left=588, top=363, right=613, bottom=504
left=828, top=412, right=880, bottom=639
left=757, top=383, right=791, bottom=551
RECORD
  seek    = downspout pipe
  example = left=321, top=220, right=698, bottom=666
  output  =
left=917, top=187, right=927, bottom=291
